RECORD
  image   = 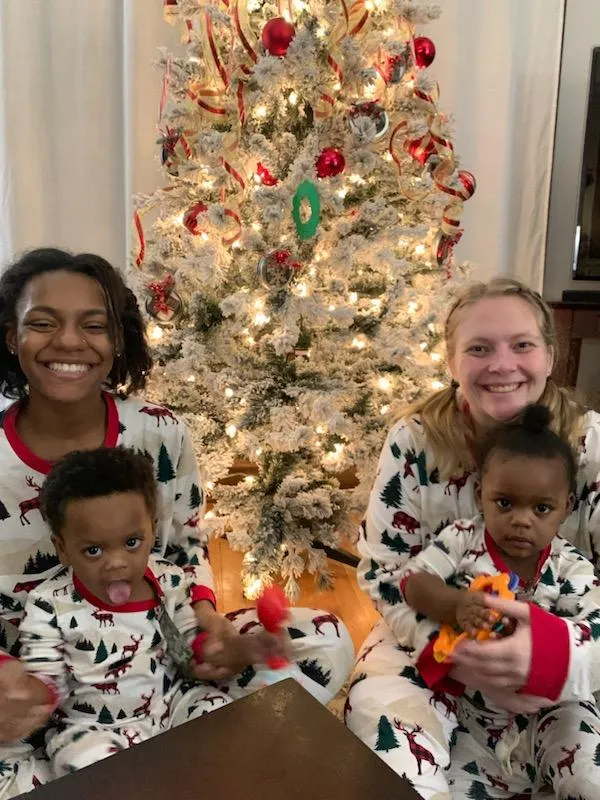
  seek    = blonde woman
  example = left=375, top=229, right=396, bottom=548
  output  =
left=347, top=278, right=600, bottom=799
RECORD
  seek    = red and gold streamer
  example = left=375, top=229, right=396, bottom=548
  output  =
left=232, top=0, right=258, bottom=65
left=133, top=212, right=146, bottom=268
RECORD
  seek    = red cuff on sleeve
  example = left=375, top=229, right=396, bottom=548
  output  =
left=0, top=653, right=13, bottom=667
left=191, top=584, right=217, bottom=608
left=520, top=602, right=569, bottom=700
left=416, top=640, right=465, bottom=697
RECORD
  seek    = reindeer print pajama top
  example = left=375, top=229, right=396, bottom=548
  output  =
left=394, top=518, right=600, bottom=797
left=357, top=411, right=600, bottom=701
left=18, top=556, right=219, bottom=777
left=0, top=392, right=214, bottom=655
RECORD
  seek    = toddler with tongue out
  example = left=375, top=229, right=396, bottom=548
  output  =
left=15, top=446, right=280, bottom=778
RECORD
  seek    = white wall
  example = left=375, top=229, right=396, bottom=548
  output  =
left=427, top=0, right=564, bottom=286
left=544, top=0, right=600, bottom=301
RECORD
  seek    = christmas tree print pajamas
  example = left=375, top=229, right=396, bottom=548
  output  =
left=0, top=394, right=354, bottom=795
left=19, top=558, right=220, bottom=776
left=393, top=518, right=600, bottom=798
left=347, top=412, right=600, bottom=800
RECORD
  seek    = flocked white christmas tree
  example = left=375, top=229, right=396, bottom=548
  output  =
left=130, top=0, right=475, bottom=599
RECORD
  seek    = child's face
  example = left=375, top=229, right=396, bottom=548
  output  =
left=477, top=452, right=573, bottom=561
left=53, top=492, right=155, bottom=606
left=6, top=270, right=115, bottom=406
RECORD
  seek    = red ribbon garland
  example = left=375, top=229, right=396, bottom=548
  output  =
left=134, top=212, right=145, bottom=267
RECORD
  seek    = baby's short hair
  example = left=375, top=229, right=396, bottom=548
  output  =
left=41, top=446, right=157, bottom=537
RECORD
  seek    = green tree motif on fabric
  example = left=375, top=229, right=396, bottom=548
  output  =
left=97, top=705, right=114, bottom=725
left=374, top=716, right=399, bottom=752
left=380, top=473, right=403, bottom=508
left=157, top=444, right=176, bottom=483
left=94, top=640, right=109, bottom=664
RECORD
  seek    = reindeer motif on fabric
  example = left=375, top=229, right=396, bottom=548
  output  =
left=393, top=720, right=438, bottom=776
left=557, top=743, right=581, bottom=777
left=19, top=477, right=43, bottom=525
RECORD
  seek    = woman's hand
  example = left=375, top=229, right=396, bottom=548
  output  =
left=450, top=596, right=533, bottom=691
left=0, top=659, right=54, bottom=742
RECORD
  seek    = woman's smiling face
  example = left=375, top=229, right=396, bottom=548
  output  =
left=448, top=295, right=553, bottom=428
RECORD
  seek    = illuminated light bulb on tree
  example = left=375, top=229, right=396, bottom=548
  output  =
left=206, top=481, right=215, bottom=491
left=148, top=324, right=164, bottom=342
left=205, top=510, right=215, bottom=519
left=419, top=342, right=428, bottom=351
left=431, top=352, right=442, bottom=363
left=244, top=578, right=263, bottom=600
left=352, top=336, right=367, bottom=349
left=225, top=387, right=234, bottom=398
left=407, top=301, right=419, bottom=313
left=187, top=374, right=196, bottom=382
left=288, top=91, right=298, bottom=106
left=254, top=298, right=265, bottom=310
left=428, top=323, right=437, bottom=333
left=328, top=304, right=336, bottom=311
left=244, top=475, right=256, bottom=485
left=255, top=447, right=263, bottom=457
left=255, top=105, right=268, bottom=118
left=380, top=405, right=390, bottom=415
left=349, top=292, right=358, bottom=303
left=296, top=282, right=309, bottom=297
left=371, top=298, right=382, bottom=309
left=414, top=243, right=426, bottom=255
left=251, top=221, right=262, bottom=231
left=316, top=425, right=326, bottom=434
left=431, top=380, right=445, bottom=390
left=225, top=424, right=237, bottom=438
left=337, top=187, right=348, bottom=199
left=254, top=312, right=270, bottom=326
left=377, top=377, right=392, bottom=392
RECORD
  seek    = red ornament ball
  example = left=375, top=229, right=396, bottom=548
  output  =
left=261, top=17, right=296, bottom=57
left=413, top=36, right=436, bottom=68
left=315, top=147, right=346, bottom=179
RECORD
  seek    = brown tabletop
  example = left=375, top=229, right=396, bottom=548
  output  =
left=20, top=679, right=420, bottom=799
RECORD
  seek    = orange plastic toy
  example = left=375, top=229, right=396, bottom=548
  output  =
left=433, top=572, right=518, bottom=663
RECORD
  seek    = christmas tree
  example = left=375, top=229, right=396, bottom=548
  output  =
left=130, top=0, right=475, bottom=598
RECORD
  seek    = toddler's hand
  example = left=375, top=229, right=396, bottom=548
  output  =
left=0, top=660, right=53, bottom=742
left=455, top=591, right=494, bottom=637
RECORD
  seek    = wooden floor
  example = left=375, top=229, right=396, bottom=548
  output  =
left=208, top=537, right=380, bottom=650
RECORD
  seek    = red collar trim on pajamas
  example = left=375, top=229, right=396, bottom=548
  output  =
left=73, top=567, right=164, bottom=612
left=484, top=529, right=551, bottom=587
left=3, top=391, right=120, bottom=475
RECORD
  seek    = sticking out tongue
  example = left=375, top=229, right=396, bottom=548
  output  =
left=107, top=581, right=132, bottom=606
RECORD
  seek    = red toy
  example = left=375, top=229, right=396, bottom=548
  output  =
left=256, top=585, right=290, bottom=669
left=191, top=631, right=209, bottom=663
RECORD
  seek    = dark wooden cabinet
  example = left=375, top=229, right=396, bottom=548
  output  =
left=550, top=301, right=600, bottom=387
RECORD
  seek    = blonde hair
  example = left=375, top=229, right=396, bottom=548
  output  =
left=403, top=277, right=584, bottom=476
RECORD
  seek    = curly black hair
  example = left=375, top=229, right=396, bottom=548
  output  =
left=41, top=446, right=157, bottom=537
left=0, top=247, right=152, bottom=399
left=476, top=404, right=577, bottom=493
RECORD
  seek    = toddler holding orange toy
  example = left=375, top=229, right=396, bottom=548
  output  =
left=396, top=404, right=600, bottom=798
